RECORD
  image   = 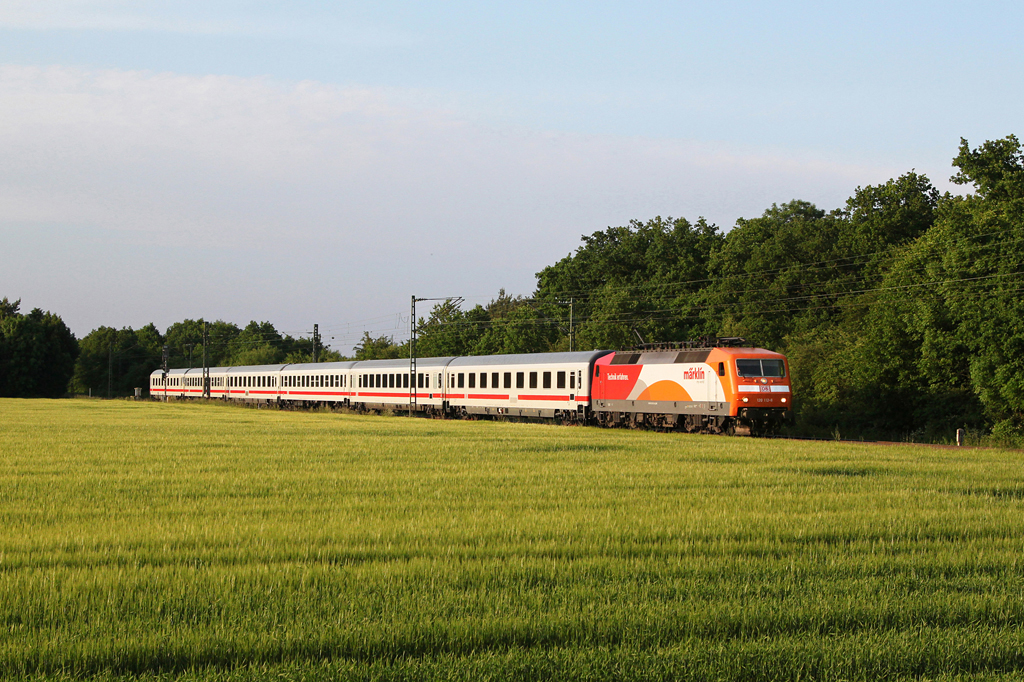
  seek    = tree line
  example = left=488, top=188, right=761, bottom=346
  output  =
left=357, top=136, right=1024, bottom=442
left=2, top=135, right=1021, bottom=442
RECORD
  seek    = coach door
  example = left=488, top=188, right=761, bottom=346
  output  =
left=707, top=364, right=720, bottom=410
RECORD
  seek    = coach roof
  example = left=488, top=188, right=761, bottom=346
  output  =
left=448, top=350, right=612, bottom=367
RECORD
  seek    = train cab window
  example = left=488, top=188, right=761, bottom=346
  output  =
left=458, top=373, right=464, bottom=388
left=468, top=373, right=475, bottom=389
left=529, top=372, right=538, bottom=389
left=736, top=359, right=786, bottom=378
left=557, top=371, right=566, bottom=389
left=515, top=372, right=523, bottom=389
left=480, top=372, right=487, bottom=389
left=544, top=372, right=552, bottom=389
left=718, top=362, right=725, bottom=377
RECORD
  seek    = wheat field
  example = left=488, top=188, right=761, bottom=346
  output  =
left=1, top=398, right=1023, bottom=680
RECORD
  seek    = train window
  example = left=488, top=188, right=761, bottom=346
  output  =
left=718, top=362, right=725, bottom=377
left=515, top=372, right=523, bottom=389
left=438, top=373, right=442, bottom=388
left=402, top=373, right=408, bottom=388
left=373, top=373, right=379, bottom=387
left=543, top=372, right=552, bottom=389
left=557, top=371, right=565, bottom=389
left=468, top=373, right=475, bottom=389
left=529, top=372, right=538, bottom=389
left=480, top=372, right=487, bottom=389
left=569, top=373, right=575, bottom=389
left=491, top=372, right=499, bottom=389
left=417, top=373, right=423, bottom=388
left=458, top=373, right=464, bottom=388
left=736, top=359, right=786, bottom=378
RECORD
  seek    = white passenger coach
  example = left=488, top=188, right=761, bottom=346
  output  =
left=150, top=351, right=612, bottom=421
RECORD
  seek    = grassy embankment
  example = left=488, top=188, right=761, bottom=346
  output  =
left=1, top=398, right=1023, bottom=681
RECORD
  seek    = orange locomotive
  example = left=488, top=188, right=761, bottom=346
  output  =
left=590, top=339, right=792, bottom=435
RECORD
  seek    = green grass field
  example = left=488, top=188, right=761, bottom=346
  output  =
left=1, top=398, right=1023, bottom=681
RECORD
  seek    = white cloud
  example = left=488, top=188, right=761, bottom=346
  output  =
left=0, top=1, right=418, bottom=44
left=0, top=63, right=901, bottom=335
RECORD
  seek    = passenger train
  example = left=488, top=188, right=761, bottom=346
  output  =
left=150, top=340, right=792, bottom=435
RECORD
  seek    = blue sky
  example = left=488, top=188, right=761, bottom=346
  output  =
left=1, top=1, right=1021, bottom=349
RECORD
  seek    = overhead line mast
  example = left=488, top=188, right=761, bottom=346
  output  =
left=409, top=295, right=462, bottom=417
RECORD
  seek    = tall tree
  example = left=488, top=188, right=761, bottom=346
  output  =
left=0, top=299, right=79, bottom=398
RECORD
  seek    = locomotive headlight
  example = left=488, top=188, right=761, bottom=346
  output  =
left=781, top=398, right=787, bottom=403
left=742, top=397, right=749, bottom=403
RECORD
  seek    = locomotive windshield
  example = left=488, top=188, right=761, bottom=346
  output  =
left=736, top=359, right=786, bottom=378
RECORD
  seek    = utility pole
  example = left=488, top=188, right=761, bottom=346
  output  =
left=569, top=298, right=574, bottom=353
left=162, top=345, right=169, bottom=402
left=202, top=321, right=210, bottom=398
left=313, top=324, right=320, bottom=363
left=409, top=296, right=417, bottom=418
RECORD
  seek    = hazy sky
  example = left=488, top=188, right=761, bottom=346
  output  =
left=2, top=1, right=1021, bottom=351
